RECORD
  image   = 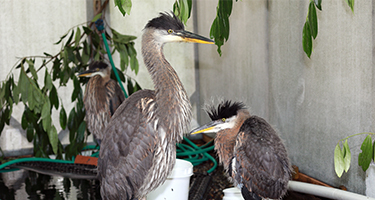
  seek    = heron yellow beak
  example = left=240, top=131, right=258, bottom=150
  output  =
left=189, top=120, right=221, bottom=135
left=190, top=126, right=214, bottom=135
left=78, top=72, right=92, bottom=77
left=78, top=68, right=98, bottom=77
left=179, top=30, right=214, bottom=44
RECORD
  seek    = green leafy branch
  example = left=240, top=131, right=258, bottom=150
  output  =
left=173, top=0, right=192, bottom=25
left=115, top=0, right=132, bottom=16
left=0, top=13, right=141, bottom=159
left=303, top=0, right=355, bottom=58
left=210, top=0, right=237, bottom=56
left=334, top=133, right=374, bottom=178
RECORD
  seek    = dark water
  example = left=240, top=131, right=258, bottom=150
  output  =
left=0, top=169, right=101, bottom=200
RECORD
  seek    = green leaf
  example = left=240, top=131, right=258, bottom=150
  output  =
left=27, top=83, right=36, bottom=110
left=76, top=121, right=86, bottom=143
left=71, top=76, right=81, bottom=102
left=26, top=59, right=38, bottom=80
left=0, top=116, right=5, bottom=133
left=44, top=69, right=53, bottom=91
left=0, top=83, right=5, bottom=102
left=112, top=29, right=137, bottom=44
left=134, top=82, right=141, bottom=92
left=343, top=139, right=351, bottom=172
left=220, top=0, right=233, bottom=17
left=26, top=123, right=34, bottom=142
left=49, top=85, right=59, bottom=109
left=127, top=79, right=134, bottom=95
left=334, top=143, right=345, bottom=177
left=33, top=87, right=43, bottom=105
left=358, top=135, right=373, bottom=172
left=173, top=1, right=180, bottom=18
left=346, top=0, right=354, bottom=13
left=65, top=46, right=75, bottom=63
left=41, top=98, right=51, bottom=132
left=314, top=0, right=322, bottom=10
left=173, top=0, right=191, bottom=25
left=4, top=79, right=11, bottom=103
left=67, top=108, right=77, bottom=131
left=43, top=52, right=53, bottom=57
left=60, top=106, right=67, bottom=130
left=55, top=32, right=69, bottom=45
left=19, top=70, right=30, bottom=105
left=2, top=107, right=10, bottom=125
left=91, top=13, right=102, bottom=22
left=210, top=0, right=234, bottom=57
left=52, top=59, right=61, bottom=81
left=302, top=21, right=312, bottom=58
left=111, top=67, right=125, bottom=82
left=12, top=77, right=20, bottom=105
left=74, top=27, right=81, bottom=48
left=130, top=55, right=139, bottom=75
left=308, top=1, right=318, bottom=39
left=65, top=30, right=75, bottom=46
left=119, top=46, right=129, bottom=71
left=21, top=111, right=28, bottom=129
left=82, top=26, right=93, bottom=35
left=48, top=125, right=59, bottom=154
left=123, top=0, right=132, bottom=15
left=115, top=0, right=126, bottom=16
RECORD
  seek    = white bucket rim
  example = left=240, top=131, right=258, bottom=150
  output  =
left=167, top=159, right=193, bottom=179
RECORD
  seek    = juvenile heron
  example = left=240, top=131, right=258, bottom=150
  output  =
left=98, top=12, right=214, bottom=200
left=190, top=100, right=291, bottom=200
left=78, top=61, right=125, bottom=145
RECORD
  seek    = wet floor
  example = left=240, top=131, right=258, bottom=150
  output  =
left=0, top=169, right=101, bottom=200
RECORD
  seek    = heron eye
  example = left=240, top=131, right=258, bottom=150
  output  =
left=96, top=68, right=100, bottom=71
left=168, top=29, right=173, bottom=34
left=222, top=118, right=226, bottom=122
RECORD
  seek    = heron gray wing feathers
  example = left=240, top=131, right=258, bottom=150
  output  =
left=106, top=80, right=125, bottom=116
left=233, top=116, right=291, bottom=199
left=98, top=89, right=157, bottom=200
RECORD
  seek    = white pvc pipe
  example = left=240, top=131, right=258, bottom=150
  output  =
left=288, top=180, right=375, bottom=200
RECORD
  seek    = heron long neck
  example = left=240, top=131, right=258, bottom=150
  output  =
left=142, top=29, right=192, bottom=142
left=215, top=110, right=251, bottom=169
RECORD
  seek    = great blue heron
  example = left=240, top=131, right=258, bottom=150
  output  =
left=98, top=12, right=214, bottom=200
left=190, top=100, right=291, bottom=200
left=78, top=61, right=125, bottom=145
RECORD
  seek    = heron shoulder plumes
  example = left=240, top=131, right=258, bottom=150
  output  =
left=98, top=12, right=213, bottom=200
left=190, top=100, right=291, bottom=200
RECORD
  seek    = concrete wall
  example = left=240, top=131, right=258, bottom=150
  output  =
left=196, top=0, right=374, bottom=195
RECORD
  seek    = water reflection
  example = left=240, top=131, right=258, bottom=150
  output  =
left=0, top=169, right=101, bottom=200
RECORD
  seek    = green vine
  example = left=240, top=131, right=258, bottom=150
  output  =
left=334, top=133, right=375, bottom=177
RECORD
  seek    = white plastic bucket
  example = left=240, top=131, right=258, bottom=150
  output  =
left=222, top=187, right=244, bottom=200
left=147, top=159, right=193, bottom=200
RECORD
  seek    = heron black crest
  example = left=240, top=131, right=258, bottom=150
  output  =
left=145, top=12, right=184, bottom=32
left=207, top=100, right=246, bottom=121
left=89, top=61, right=108, bottom=70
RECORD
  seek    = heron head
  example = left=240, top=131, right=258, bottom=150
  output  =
left=190, top=100, right=247, bottom=135
left=78, top=61, right=110, bottom=78
left=144, top=12, right=214, bottom=44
